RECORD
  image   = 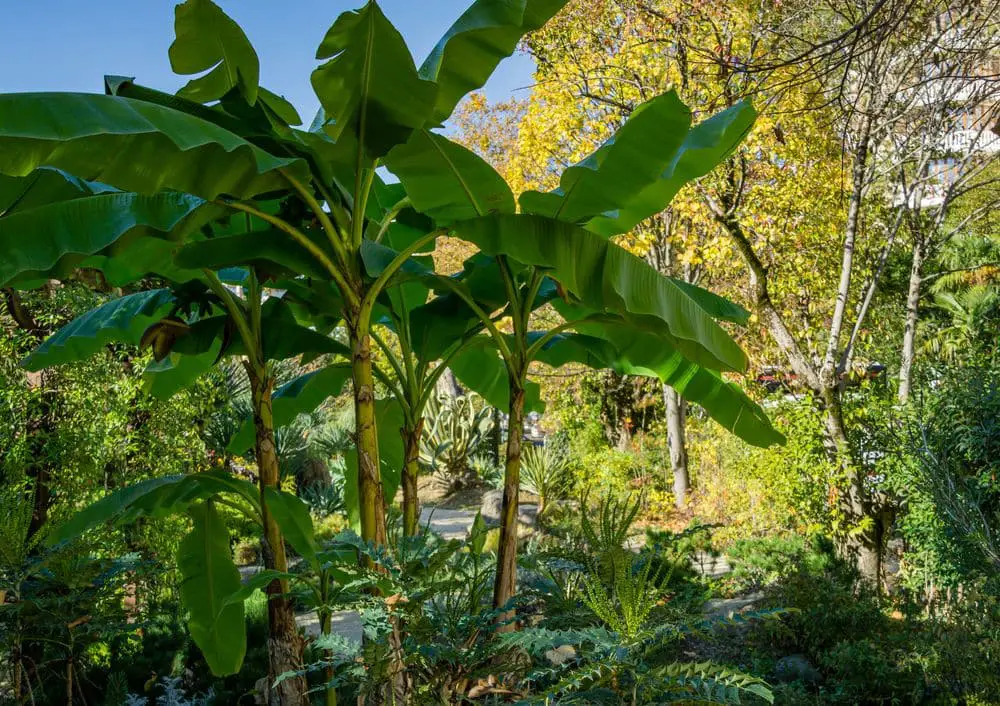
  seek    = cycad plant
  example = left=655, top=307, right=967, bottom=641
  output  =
left=503, top=497, right=776, bottom=704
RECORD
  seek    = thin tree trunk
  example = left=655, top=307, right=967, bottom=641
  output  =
left=401, top=420, right=424, bottom=537
left=248, top=367, right=307, bottom=706
left=350, top=330, right=388, bottom=546
left=493, top=379, right=525, bottom=629
left=898, top=238, right=924, bottom=404
left=820, top=114, right=872, bottom=386
left=663, top=385, right=689, bottom=508
left=819, top=387, right=880, bottom=583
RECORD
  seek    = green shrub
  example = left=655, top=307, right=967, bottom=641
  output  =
left=688, top=397, right=835, bottom=543
left=726, top=535, right=833, bottom=591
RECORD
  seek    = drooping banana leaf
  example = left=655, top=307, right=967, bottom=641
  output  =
left=0, top=168, right=117, bottom=216
left=0, top=93, right=307, bottom=199
left=451, top=213, right=748, bottom=372
left=263, top=488, right=321, bottom=566
left=530, top=315, right=783, bottom=447
left=174, top=228, right=332, bottom=280
left=79, top=237, right=204, bottom=287
left=23, top=289, right=176, bottom=370
left=586, top=101, right=757, bottom=238
left=179, top=501, right=246, bottom=676
left=45, top=470, right=260, bottom=547
left=311, top=2, right=437, bottom=160
left=419, top=0, right=570, bottom=125
left=518, top=90, right=691, bottom=225
left=0, top=191, right=210, bottom=287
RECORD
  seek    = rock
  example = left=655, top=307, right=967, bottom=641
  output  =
left=704, top=591, right=764, bottom=620
left=545, top=645, right=578, bottom=666
left=481, top=489, right=504, bottom=526
left=517, top=504, right=538, bottom=528
left=774, top=654, right=821, bottom=684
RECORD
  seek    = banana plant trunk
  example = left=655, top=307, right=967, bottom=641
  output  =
left=350, top=328, right=388, bottom=546
left=402, top=419, right=424, bottom=536
left=248, top=368, right=308, bottom=705
left=492, top=379, right=525, bottom=629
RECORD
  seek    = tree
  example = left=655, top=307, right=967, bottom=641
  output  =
left=387, top=88, right=784, bottom=619
left=510, top=0, right=1000, bottom=582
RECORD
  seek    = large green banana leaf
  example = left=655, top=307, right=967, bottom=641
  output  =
left=179, top=501, right=247, bottom=676
left=419, top=0, right=570, bottom=125
left=169, top=0, right=260, bottom=105
left=384, top=129, right=514, bottom=224
left=449, top=337, right=544, bottom=413
left=79, top=237, right=204, bottom=287
left=0, top=191, right=209, bottom=287
left=451, top=214, right=747, bottom=372
left=23, top=289, right=175, bottom=370
left=174, top=228, right=332, bottom=280
left=144, top=335, right=225, bottom=401
left=518, top=91, right=691, bottom=225
left=45, top=470, right=260, bottom=546
left=520, top=99, right=755, bottom=237
left=530, top=317, right=783, bottom=447
left=0, top=93, right=307, bottom=199
left=312, top=2, right=437, bottom=159
left=588, top=101, right=756, bottom=238
left=263, top=488, right=321, bottom=566
left=0, top=168, right=117, bottom=215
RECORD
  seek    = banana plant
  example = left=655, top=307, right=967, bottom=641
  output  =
left=0, top=0, right=578, bottom=697
left=383, top=89, right=786, bottom=619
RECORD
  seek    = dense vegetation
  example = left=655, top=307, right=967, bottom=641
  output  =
left=1, top=0, right=998, bottom=704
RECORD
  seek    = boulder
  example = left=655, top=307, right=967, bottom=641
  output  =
left=481, top=489, right=504, bottom=527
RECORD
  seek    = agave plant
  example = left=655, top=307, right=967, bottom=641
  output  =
left=419, top=392, right=494, bottom=492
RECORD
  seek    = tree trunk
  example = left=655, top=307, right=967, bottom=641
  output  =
left=898, top=238, right=924, bottom=404
left=350, top=330, right=388, bottom=546
left=819, top=387, right=880, bottom=584
left=663, top=385, right=689, bottom=508
left=436, top=367, right=463, bottom=398
left=401, top=419, right=424, bottom=537
left=493, top=379, right=525, bottom=629
left=248, top=367, right=308, bottom=706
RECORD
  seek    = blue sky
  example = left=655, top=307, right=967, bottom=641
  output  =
left=0, top=1, right=535, bottom=123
